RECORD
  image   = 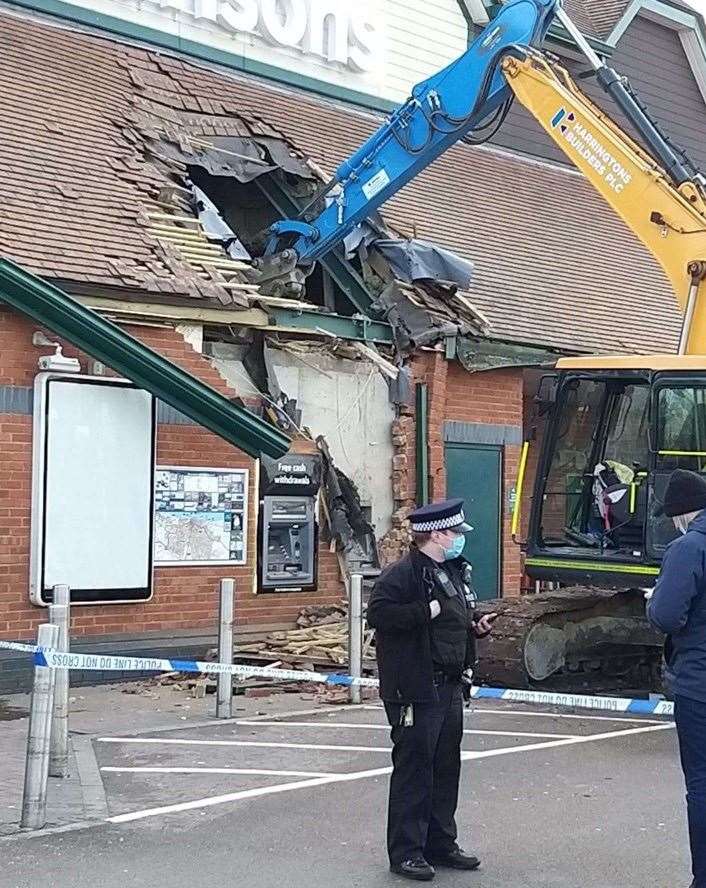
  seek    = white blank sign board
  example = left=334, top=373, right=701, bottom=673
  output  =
left=30, top=375, right=155, bottom=605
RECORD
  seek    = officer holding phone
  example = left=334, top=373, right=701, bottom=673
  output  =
left=367, top=498, right=498, bottom=882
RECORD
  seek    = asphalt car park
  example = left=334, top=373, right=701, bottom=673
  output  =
left=1, top=700, right=690, bottom=888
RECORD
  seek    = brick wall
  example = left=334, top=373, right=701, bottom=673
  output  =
left=443, top=363, right=524, bottom=597
left=0, top=308, right=342, bottom=645
left=379, top=349, right=525, bottom=594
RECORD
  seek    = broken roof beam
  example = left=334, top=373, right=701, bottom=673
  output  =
left=0, top=257, right=290, bottom=459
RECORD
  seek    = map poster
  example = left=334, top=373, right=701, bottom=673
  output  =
left=154, top=466, right=248, bottom=566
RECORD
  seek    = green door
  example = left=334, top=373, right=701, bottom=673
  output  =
left=445, top=443, right=502, bottom=600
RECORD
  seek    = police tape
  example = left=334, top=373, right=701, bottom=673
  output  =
left=470, top=686, right=674, bottom=716
left=0, top=640, right=378, bottom=688
left=0, top=640, right=45, bottom=654
left=0, top=640, right=674, bottom=714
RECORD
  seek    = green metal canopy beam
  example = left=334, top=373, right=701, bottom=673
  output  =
left=0, top=258, right=290, bottom=459
left=269, top=307, right=393, bottom=343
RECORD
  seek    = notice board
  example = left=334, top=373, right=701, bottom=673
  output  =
left=30, top=375, right=155, bottom=605
left=154, top=466, right=248, bottom=566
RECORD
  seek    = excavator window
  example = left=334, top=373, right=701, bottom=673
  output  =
left=538, top=378, right=651, bottom=554
left=648, top=384, right=706, bottom=552
left=656, top=386, right=706, bottom=471
left=539, top=378, right=606, bottom=547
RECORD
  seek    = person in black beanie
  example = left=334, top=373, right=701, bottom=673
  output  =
left=647, top=469, right=706, bottom=888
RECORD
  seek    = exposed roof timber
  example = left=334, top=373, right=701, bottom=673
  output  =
left=77, top=295, right=270, bottom=327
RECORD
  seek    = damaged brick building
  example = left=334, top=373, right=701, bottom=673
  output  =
left=0, top=0, right=703, bottom=687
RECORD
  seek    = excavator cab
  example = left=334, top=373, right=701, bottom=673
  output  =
left=525, top=357, right=706, bottom=589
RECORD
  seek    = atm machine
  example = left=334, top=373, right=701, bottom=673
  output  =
left=259, top=454, right=321, bottom=592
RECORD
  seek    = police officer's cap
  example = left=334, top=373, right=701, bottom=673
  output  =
left=408, top=498, right=473, bottom=533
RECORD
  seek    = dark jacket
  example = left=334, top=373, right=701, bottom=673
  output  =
left=647, top=510, right=706, bottom=704
left=367, top=548, right=477, bottom=704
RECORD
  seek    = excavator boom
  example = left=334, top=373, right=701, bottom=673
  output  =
left=502, top=49, right=706, bottom=353
left=248, top=0, right=706, bottom=691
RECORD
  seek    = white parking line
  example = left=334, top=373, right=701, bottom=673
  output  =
left=363, top=704, right=663, bottom=725
left=237, top=720, right=577, bottom=740
left=97, top=737, right=392, bottom=754
left=108, top=766, right=393, bottom=824
left=105, top=721, right=674, bottom=824
left=461, top=722, right=674, bottom=761
left=101, top=766, right=339, bottom=778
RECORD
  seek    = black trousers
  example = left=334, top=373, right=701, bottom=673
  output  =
left=384, top=680, right=464, bottom=865
left=675, top=695, right=706, bottom=888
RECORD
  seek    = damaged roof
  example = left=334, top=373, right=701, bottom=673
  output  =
left=0, top=11, right=314, bottom=308
left=0, top=10, right=682, bottom=354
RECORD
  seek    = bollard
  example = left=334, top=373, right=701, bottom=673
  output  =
left=49, top=584, right=70, bottom=778
left=348, top=574, right=364, bottom=705
left=21, top=623, right=59, bottom=830
left=216, top=578, right=235, bottom=720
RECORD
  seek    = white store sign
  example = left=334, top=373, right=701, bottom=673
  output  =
left=176, top=0, right=379, bottom=71
left=33, top=0, right=471, bottom=103
left=67, top=0, right=387, bottom=94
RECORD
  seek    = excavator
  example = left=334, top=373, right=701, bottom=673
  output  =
left=250, top=0, right=706, bottom=692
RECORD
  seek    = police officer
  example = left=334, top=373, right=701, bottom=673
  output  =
left=367, top=498, right=497, bottom=882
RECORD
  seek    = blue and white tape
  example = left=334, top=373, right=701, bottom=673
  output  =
left=0, top=640, right=674, bottom=715
left=470, top=685, right=674, bottom=716
left=0, top=641, right=45, bottom=654
left=0, top=640, right=377, bottom=689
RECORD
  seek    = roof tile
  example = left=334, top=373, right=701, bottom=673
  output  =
left=0, top=9, right=684, bottom=354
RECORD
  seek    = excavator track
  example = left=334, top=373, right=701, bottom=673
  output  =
left=474, top=587, right=665, bottom=694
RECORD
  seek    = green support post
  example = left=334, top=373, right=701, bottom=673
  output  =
left=415, top=382, right=429, bottom=506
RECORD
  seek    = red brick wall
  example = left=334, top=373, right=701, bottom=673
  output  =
left=399, top=353, right=524, bottom=597
left=0, top=308, right=342, bottom=642
left=444, top=363, right=524, bottom=597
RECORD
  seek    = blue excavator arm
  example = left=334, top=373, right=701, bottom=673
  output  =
left=256, top=0, right=559, bottom=290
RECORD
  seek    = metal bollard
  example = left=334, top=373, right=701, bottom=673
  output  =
left=348, top=574, right=364, bottom=705
left=21, top=623, right=59, bottom=830
left=49, top=584, right=70, bottom=778
left=216, top=578, right=235, bottom=720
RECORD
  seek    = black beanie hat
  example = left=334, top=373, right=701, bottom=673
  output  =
left=662, top=469, right=706, bottom=517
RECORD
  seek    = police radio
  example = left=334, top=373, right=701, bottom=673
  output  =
left=462, top=562, right=478, bottom=609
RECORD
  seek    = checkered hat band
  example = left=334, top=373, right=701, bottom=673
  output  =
left=411, top=511, right=465, bottom=532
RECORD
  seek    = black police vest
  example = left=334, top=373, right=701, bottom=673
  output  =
left=428, top=560, right=471, bottom=674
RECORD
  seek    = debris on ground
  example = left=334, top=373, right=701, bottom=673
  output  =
left=233, top=601, right=375, bottom=667
left=132, top=602, right=378, bottom=699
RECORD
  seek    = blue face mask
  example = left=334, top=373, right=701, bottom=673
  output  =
left=441, top=534, right=465, bottom=561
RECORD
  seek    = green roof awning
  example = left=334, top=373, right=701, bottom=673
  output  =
left=0, top=258, right=290, bottom=459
